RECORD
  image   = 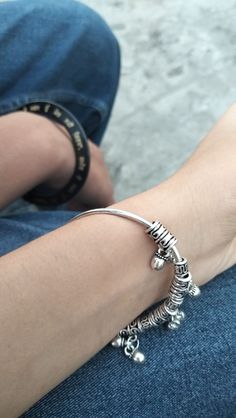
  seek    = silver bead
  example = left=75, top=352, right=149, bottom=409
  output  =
left=132, top=350, right=145, bottom=364
left=111, top=335, right=123, bottom=348
left=176, top=310, right=185, bottom=320
left=175, top=257, right=188, bottom=276
left=188, top=284, right=201, bottom=297
left=168, top=321, right=179, bottom=330
left=173, top=318, right=181, bottom=326
left=151, top=255, right=165, bottom=271
left=146, top=221, right=177, bottom=251
left=168, top=309, right=185, bottom=330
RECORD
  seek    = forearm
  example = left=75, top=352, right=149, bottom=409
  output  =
left=0, top=177, right=188, bottom=418
left=0, top=106, right=236, bottom=417
left=0, top=111, right=75, bottom=209
left=1, top=168, right=229, bottom=418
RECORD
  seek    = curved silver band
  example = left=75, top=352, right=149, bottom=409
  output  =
left=70, top=208, right=182, bottom=262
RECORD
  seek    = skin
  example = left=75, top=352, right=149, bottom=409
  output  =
left=0, top=111, right=114, bottom=211
left=0, top=106, right=235, bottom=417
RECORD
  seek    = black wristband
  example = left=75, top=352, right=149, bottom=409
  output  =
left=19, top=100, right=90, bottom=206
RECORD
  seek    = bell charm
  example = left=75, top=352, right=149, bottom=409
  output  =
left=151, top=255, right=165, bottom=271
left=132, top=350, right=145, bottom=364
left=188, top=283, right=201, bottom=297
left=111, top=335, right=123, bottom=348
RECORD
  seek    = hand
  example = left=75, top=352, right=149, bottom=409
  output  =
left=115, top=104, right=236, bottom=291
left=68, top=140, right=115, bottom=211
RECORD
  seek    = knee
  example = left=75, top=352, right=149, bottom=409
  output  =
left=71, top=1, right=121, bottom=88
left=65, top=0, right=121, bottom=100
left=29, top=0, right=120, bottom=83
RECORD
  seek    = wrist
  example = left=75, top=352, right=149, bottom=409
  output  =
left=111, top=176, right=203, bottom=290
left=20, top=102, right=90, bottom=206
left=115, top=170, right=236, bottom=289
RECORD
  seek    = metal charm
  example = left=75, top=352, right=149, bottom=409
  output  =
left=146, top=221, right=177, bottom=252
left=111, top=335, right=125, bottom=348
left=188, top=283, right=201, bottom=297
left=168, top=309, right=185, bottom=330
left=151, top=248, right=170, bottom=271
left=132, top=350, right=145, bottom=364
left=151, top=254, right=165, bottom=271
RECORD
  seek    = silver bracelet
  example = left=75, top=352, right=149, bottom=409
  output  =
left=69, top=208, right=201, bottom=364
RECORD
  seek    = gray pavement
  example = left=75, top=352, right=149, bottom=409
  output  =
left=84, top=0, right=236, bottom=200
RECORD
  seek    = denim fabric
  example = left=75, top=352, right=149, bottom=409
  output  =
left=0, top=1, right=235, bottom=417
left=0, top=0, right=120, bottom=145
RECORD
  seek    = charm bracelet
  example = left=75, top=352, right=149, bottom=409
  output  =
left=69, top=208, right=201, bottom=364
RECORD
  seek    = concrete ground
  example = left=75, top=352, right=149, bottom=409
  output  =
left=84, top=0, right=236, bottom=200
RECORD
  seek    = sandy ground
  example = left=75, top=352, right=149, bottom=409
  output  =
left=84, top=0, right=236, bottom=200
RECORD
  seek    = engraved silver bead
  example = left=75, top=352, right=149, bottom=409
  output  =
left=126, top=320, right=140, bottom=335
left=146, top=221, right=177, bottom=251
left=175, top=257, right=188, bottom=276
left=132, top=350, right=145, bottom=364
left=164, top=300, right=178, bottom=316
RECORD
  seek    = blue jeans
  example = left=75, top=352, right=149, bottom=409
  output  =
left=0, top=1, right=235, bottom=417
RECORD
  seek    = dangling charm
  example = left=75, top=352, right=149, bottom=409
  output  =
left=188, top=283, right=201, bottom=297
left=168, top=309, right=185, bottom=330
left=151, top=254, right=165, bottom=271
left=111, top=335, right=125, bottom=348
left=151, top=248, right=170, bottom=271
left=132, top=350, right=145, bottom=364
left=112, top=333, right=146, bottom=364
left=111, top=330, right=145, bottom=364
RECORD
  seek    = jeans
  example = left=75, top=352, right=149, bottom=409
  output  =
left=0, top=1, right=235, bottom=417
left=0, top=0, right=120, bottom=145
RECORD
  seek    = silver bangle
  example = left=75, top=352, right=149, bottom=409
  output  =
left=69, top=208, right=201, bottom=364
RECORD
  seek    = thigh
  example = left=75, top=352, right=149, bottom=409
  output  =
left=0, top=0, right=120, bottom=144
left=0, top=210, right=75, bottom=255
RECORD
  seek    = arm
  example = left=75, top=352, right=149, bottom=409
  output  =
left=0, top=111, right=114, bottom=211
left=0, top=111, right=75, bottom=209
left=0, top=106, right=236, bottom=417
